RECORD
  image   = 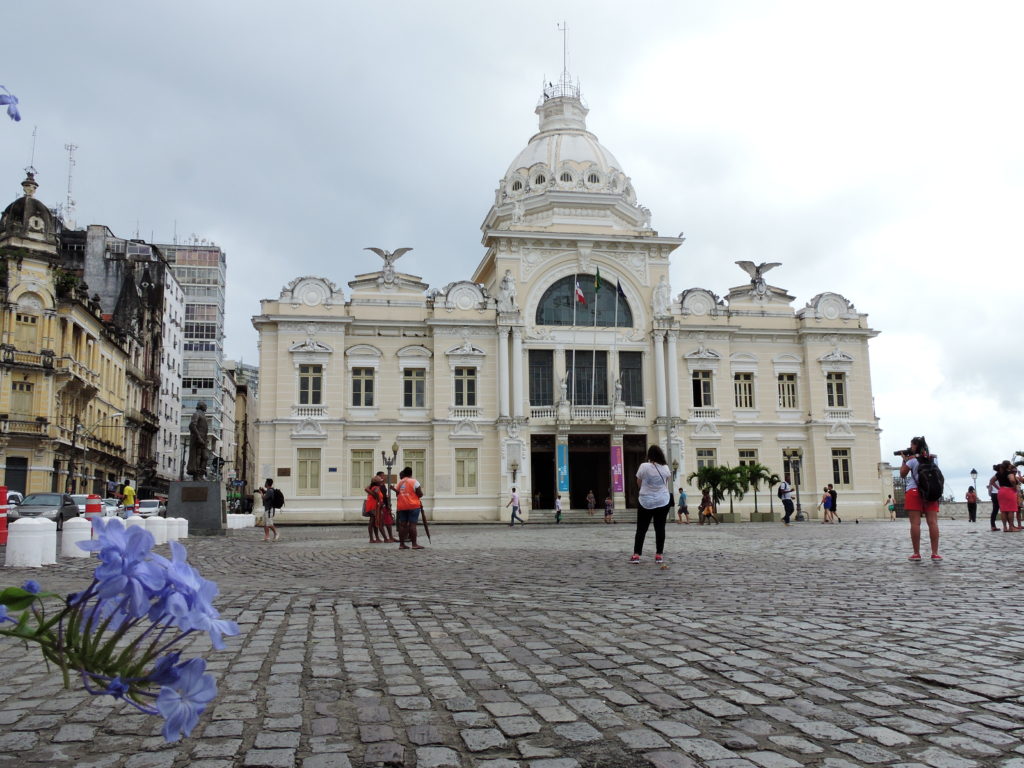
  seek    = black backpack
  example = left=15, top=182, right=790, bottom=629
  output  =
left=273, top=488, right=285, bottom=509
left=916, top=456, right=945, bottom=503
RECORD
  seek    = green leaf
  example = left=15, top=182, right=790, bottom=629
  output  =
left=0, top=587, right=37, bottom=612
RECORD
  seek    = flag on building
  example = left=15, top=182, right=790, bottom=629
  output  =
left=575, top=280, right=587, bottom=305
left=594, top=266, right=602, bottom=293
left=616, top=279, right=627, bottom=299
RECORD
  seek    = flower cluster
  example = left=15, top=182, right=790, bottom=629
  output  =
left=0, top=518, right=238, bottom=741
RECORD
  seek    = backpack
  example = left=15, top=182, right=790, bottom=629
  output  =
left=272, top=488, right=285, bottom=509
left=777, top=484, right=786, bottom=499
left=915, top=456, right=945, bottom=503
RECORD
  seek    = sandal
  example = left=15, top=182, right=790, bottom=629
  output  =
left=931, top=554, right=942, bottom=561
left=908, top=553, right=921, bottom=561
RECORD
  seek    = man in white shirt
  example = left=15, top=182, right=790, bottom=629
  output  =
left=780, top=474, right=795, bottom=525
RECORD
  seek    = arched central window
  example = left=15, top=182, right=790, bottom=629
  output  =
left=535, top=275, right=634, bottom=327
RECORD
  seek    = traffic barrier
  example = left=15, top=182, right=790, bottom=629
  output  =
left=84, top=494, right=102, bottom=522
left=0, top=485, right=7, bottom=546
left=144, top=516, right=167, bottom=546
left=40, top=519, right=57, bottom=565
left=124, top=516, right=145, bottom=532
left=61, top=517, right=91, bottom=558
left=177, top=517, right=189, bottom=539
left=165, top=517, right=180, bottom=543
left=4, top=518, right=54, bottom=568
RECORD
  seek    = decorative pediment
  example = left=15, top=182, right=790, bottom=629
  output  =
left=450, top=420, right=483, bottom=440
left=772, top=353, right=803, bottom=375
left=819, top=348, right=854, bottom=363
left=397, top=345, right=432, bottom=359
left=289, top=339, right=333, bottom=354
left=290, top=420, right=327, bottom=440
left=799, top=292, right=859, bottom=321
left=446, top=341, right=486, bottom=356
left=679, top=288, right=724, bottom=317
left=730, top=352, right=758, bottom=373
left=346, top=344, right=382, bottom=369
left=827, top=421, right=854, bottom=437
left=685, top=341, right=722, bottom=373
left=280, top=276, right=342, bottom=307
left=440, top=281, right=488, bottom=312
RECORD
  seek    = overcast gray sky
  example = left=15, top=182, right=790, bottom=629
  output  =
left=4, top=1, right=1021, bottom=498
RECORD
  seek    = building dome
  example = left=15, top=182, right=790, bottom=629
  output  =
left=0, top=172, right=58, bottom=251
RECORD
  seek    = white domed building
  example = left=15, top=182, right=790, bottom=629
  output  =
left=253, top=76, right=886, bottom=523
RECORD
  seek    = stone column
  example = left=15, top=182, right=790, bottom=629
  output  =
left=653, top=330, right=667, bottom=418
left=511, top=327, right=524, bottom=419
left=498, top=327, right=510, bottom=418
left=667, top=330, right=680, bottom=419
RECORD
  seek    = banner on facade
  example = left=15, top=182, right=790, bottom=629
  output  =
left=611, top=445, right=624, bottom=493
left=557, top=443, right=569, bottom=493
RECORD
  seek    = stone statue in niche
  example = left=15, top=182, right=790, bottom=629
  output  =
left=653, top=275, right=671, bottom=317
left=497, top=270, right=517, bottom=312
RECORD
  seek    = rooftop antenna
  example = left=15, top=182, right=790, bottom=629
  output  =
left=64, top=143, right=78, bottom=226
left=555, top=21, right=578, bottom=97
left=25, top=125, right=38, bottom=175
left=173, top=219, right=178, bottom=245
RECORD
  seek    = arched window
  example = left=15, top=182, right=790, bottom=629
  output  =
left=560, top=172, right=573, bottom=183
left=511, top=180, right=523, bottom=192
left=587, top=173, right=600, bottom=184
left=534, top=174, right=547, bottom=185
left=535, top=275, right=633, bottom=327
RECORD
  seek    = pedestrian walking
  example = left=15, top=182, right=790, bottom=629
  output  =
left=965, top=486, right=978, bottom=523
left=779, top=474, right=795, bottom=525
left=676, top=487, right=690, bottom=523
left=262, top=478, right=280, bottom=542
left=991, top=461, right=1021, bottom=533
left=586, top=490, right=596, bottom=516
left=630, top=444, right=671, bottom=564
left=554, top=494, right=562, bottom=524
left=987, top=476, right=1000, bottom=531
left=818, top=486, right=834, bottom=522
left=395, top=467, right=426, bottom=548
left=374, top=471, right=396, bottom=542
left=828, top=484, right=841, bottom=523
left=364, top=475, right=386, bottom=543
left=885, top=494, right=896, bottom=521
left=900, top=436, right=940, bottom=560
left=698, top=489, right=719, bottom=525
left=603, top=494, right=615, bottom=523
left=506, top=486, right=525, bottom=526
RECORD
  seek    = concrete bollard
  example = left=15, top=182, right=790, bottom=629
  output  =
left=125, top=515, right=145, bottom=532
left=4, top=518, right=44, bottom=567
left=165, top=517, right=180, bottom=543
left=61, top=517, right=92, bottom=558
left=40, top=519, right=57, bottom=565
left=177, top=517, right=188, bottom=539
left=144, top=516, right=168, bottom=546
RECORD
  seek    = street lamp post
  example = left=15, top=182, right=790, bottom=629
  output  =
left=785, top=449, right=805, bottom=522
left=67, top=412, right=123, bottom=494
left=970, top=468, right=978, bottom=491
left=382, top=441, right=399, bottom=506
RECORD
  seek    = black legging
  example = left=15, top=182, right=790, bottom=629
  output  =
left=634, top=503, right=670, bottom=556
left=991, top=494, right=1000, bottom=528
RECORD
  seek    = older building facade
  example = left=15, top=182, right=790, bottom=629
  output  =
left=253, top=78, right=885, bottom=523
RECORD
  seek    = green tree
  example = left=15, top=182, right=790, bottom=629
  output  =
left=740, top=463, right=774, bottom=516
left=687, top=465, right=729, bottom=511
left=765, top=472, right=782, bottom=517
left=721, top=466, right=748, bottom=515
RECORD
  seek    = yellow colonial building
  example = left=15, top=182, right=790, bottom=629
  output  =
left=253, top=77, right=886, bottom=523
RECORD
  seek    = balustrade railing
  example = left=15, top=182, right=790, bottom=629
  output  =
left=292, top=405, right=329, bottom=418
left=449, top=406, right=481, bottom=419
left=689, top=407, right=720, bottom=420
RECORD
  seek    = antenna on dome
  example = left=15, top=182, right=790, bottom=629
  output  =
left=26, top=125, right=38, bottom=176
left=64, top=143, right=78, bottom=226
left=554, top=21, right=579, bottom=99
left=558, top=21, right=568, bottom=78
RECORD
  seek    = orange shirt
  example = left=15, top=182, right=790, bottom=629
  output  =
left=396, top=477, right=421, bottom=511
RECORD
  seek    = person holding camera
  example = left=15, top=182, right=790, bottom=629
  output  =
left=899, top=437, right=940, bottom=560
left=990, top=461, right=1021, bottom=533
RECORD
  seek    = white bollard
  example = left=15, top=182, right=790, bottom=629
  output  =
left=165, top=517, right=180, bottom=543
left=178, top=517, right=188, bottom=539
left=144, top=516, right=168, bottom=546
left=39, top=519, right=57, bottom=565
left=125, top=515, right=146, bottom=532
left=61, top=518, right=92, bottom=558
left=4, top=518, right=43, bottom=567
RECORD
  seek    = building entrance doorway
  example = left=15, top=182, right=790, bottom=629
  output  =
left=568, top=434, right=610, bottom=510
left=5, top=456, right=27, bottom=495
left=623, top=435, right=647, bottom=510
left=530, top=434, right=556, bottom=510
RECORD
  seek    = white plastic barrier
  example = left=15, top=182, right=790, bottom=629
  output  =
left=4, top=518, right=48, bottom=568
left=144, top=516, right=168, bottom=546
left=177, top=517, right=188, bottom=539
left=40, top=519, right=57, bottom=565
left=125, top=515, right=146, bottom=532
left=165, top=517, right=180, bottom=543
left=226, top=514, right=256, bottom=529
left=61, top=517, right=92, bottom=558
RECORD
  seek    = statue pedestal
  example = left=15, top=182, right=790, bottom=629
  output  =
left=169, top=481, right=225, bottom=536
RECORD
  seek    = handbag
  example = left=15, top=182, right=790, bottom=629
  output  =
left=362, top=496, right=375, bottom=518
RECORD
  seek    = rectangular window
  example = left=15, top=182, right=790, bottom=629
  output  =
left=692, top=370, right=713, bottom=407
left=783, top=453, right=803, bottom=487
left=733, top=372, right=754, bottom=409
left=351, top=449, right=373, bottom=493
left=567, top=350, right=608, bottom=405
left=455, top=448, right=477, bottom=493
left=182, top=377, right=215, bottom=390
left=297, top=448, right=321, bottom=496
left=528, top=350, right=554, bottom=406
left=299, top=364, right=323, bottom=405
left=454, top=367, right=476, bottom=407
left=184, top=322, right=218, bottom=340
left=352, top=368, right=374, bottom=407
left=404, top=449, right=426, bottom=484
left=696, top=448, right=717, bottom=470
left=738, top=449, right=757, bottom=467
left=826, top=372, right=847, bottom=408
left=619, top=351, right=643, bottom=407
left=403, top=368, right=426, bottom=408
left=778, top=373, right=798, bottom=409
left=11, top=381, right=33, bottom=417
left=15, top=313, right=38, bottom=348
left=832, top=448, right=851, bottom=486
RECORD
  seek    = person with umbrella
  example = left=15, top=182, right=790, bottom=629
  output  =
left=395, top=466, right=427, bottom=549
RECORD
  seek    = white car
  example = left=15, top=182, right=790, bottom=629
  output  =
left=6, top=491, right=23, bottom=506
left=101, top=498, right=124, bottom=516
left=136, top=499, right=166, bottom=518
left=70, top=494, right=90, bottom=515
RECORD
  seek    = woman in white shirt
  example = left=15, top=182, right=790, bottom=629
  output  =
left=631, top=445, right=672, bottom=564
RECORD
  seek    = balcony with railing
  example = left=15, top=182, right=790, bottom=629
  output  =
left=54, top=356, right=99, bottom=387
left=449, top=406, right=481, bottom=420
left=530, top=405, right=557, bottom=419
left=0, top=418, right=49, bottom=436
left=571, top=405, right=611, bottom=421
left=292, top=405, right=329, bottom=418
left=1, top=348, right=53, bottom=368
left=624, top=406, right=646, bottom=421
left=825, top=408, right=852, bottom=421
left=688, top=407, right=720, bottom=420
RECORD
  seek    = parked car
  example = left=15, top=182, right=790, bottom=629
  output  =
left=6, top=491, right=24, bottom=506
left=135, top=499, right=166, bottom=518
left=70, top=494, right=90, bottom=515
left=101, top=498, right=124, bottom=517
left=8, top=493, right=80, bottom=530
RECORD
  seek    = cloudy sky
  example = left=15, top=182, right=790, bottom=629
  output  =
left=3, top=1, right=1021, bottom=497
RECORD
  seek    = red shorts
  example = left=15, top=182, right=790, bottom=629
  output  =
left=998, top=486, right=1018, bottom=513
left=903, top=488, right=938, bottom=514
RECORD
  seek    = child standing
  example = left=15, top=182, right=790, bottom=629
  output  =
left=554, top=494, right=562, bottom=524
left=604, top=494, right=615, bottom=524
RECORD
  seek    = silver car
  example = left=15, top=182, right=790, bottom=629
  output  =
left=8, top=493, right=80, bottom=530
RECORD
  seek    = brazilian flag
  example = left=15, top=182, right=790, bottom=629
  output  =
left=594, top=266, right=601, bottom=293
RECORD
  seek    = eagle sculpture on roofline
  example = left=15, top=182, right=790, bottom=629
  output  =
left=366, top=247, right=413, bottom=286
left=735, top=260, right=782, bottom=296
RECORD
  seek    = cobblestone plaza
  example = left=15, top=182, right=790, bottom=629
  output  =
left=2, top=519, right=1023, bottom=768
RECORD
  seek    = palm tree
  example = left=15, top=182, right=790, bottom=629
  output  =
left=766, top=472, right=782, bottom=518
left=687, top=465, right=729, bottom=512
left=721, top=466, right=748, bottom=515
left=740, top=463, right=773, bottom=516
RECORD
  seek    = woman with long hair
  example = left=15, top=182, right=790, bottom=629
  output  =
left=992, top=461, right=1021, bottom=533
left=900, top=436, right=941, bottom=560
left=630, top=444, right=672, bottom=564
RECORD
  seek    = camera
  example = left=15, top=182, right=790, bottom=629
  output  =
left=893, top=449, right=915, bottom=458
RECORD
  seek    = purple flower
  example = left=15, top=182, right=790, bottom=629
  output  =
left=0, top=604, right=12, bottom=624
left=22, top=580, right=41, bottom=594
left=103, top=677, right=130, bottom=698
left=154, top=542, right=238, bottom=648
left=156, top=658, right=216, bottom=742
left=0, top=86, right=20, bottom=122
left=146, top=652, right=182, bottom=686
left=79, top=518, right=166, bottom=618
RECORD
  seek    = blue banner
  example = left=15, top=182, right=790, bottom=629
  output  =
left=557, top=443, right=569, bottom=493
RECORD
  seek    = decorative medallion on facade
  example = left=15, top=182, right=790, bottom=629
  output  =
left=800, top=292, right=859, bottom=321
left=280, top=277, right=341, bottom=307
left=680, top=288, right=723, bottom=317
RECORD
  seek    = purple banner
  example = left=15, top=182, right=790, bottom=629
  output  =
left=611, top=446, right=624, bottom=493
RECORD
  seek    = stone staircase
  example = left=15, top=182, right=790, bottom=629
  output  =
left=522, top=507, right=639, bottom=524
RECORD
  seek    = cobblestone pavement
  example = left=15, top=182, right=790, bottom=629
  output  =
left=2, top=519, right=1024, bottom=768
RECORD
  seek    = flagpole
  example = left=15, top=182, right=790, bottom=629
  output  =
left=613, top=279, right=621, bottom=403
left=591, top=274, right=598, bottom=408
left=571, top=273, right=577, bottom=409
